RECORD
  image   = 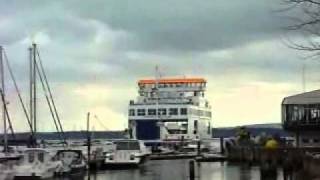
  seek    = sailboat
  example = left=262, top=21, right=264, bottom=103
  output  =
left=0, top=46, right=24, bottom=180
left=13, top=43, right=64, bottom=180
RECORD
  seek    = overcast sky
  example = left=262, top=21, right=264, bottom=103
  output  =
left=0, top=0, right=317, bottom=132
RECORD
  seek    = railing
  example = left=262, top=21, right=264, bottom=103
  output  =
left=226, top=145, right=320, bottom=163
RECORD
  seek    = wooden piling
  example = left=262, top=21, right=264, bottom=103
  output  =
left=87, top=112, right=91, bottom=164
left=220, top=137, right=224, bottom=154
left=197, top=140, right=201, bottom=156
left=189, top=160, right=195, bottom=180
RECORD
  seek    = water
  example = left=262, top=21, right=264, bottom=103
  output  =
left=53, top=160, right=285, bottom=180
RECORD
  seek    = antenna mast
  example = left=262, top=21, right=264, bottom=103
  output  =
left=155, top=66, right=162, bottom=139
left=302, top=61, right=306, bottom=92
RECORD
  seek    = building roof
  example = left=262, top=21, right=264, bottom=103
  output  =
left=282, top=89, right=320, bottom=104
left=138, top=78, right=206, bottom=85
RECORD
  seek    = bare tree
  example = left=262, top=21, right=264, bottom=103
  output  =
left=284, top=0, right=320, bottom=54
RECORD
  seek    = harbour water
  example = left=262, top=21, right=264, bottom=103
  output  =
left=52, top=160, right=284, bottom=180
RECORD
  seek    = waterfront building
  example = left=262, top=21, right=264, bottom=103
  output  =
left=128, top=77, right=212, bottom=141
left=282, top=89, right=320, bottom=147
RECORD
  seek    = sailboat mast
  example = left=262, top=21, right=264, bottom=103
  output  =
left=0, top=46, right=7, bottom=152
left=32, top=43, right=37, bottom=134
left=29, top=47, right=33, bottom=135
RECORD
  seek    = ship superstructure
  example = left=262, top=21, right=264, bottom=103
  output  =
left=128, top=78, right=212, bottom=141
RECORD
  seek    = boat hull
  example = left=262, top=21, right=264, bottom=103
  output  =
left=55, top=165, right=87, bottom=177
left=103, top=155, right=147, bottom=169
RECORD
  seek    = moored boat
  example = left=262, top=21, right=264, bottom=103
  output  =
left=104, top=140, right=149, bottom=169
left=13, top=148, right=62, bottom=180
left=55, top=149, right=87, bottom=176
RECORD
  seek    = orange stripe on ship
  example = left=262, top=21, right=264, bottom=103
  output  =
left=138, top=78, right=206, bottom=84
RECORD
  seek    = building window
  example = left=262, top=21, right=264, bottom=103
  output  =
left=169, top=108, right=178, bottom=115
left=148, top=109, right=156, bottom=116
left=302, top=138, right=309, bottom=144
left=180, top=108, right=187, bottom=115
left=137, top=109, right=146, bottom=116
left=158, top=108, right=167, bottom=115
left=129, top=109, right=135, bottom=116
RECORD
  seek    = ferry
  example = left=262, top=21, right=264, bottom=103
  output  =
left=128, top=77, right=212, bottom=142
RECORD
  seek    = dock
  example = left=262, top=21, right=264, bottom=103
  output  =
left=149, top=152, right=227, bottom=162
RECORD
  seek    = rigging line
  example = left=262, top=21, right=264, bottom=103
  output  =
left=3, top=50, right=33, bottom=134
left=0, top=89, right=15, bottom=138
left=93, top=115, right=109, bottom=131
left=0, top=89, right=14, bottom=138
left=34, top=59, right=65, bottom=144
left=36, top=49, right=65, bottom=138
left=5, top=106, right=15, bottom=139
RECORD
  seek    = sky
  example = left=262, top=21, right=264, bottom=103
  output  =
left=0, top=0, right=318, bottom=132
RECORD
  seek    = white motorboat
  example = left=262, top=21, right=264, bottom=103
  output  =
left=104, top=140, right=149, bottom=168
left=0, top=155, right=21, bottom=180
left=13, top=148, right=62, bottom=180
left=55, top=149, right=87, bottom=176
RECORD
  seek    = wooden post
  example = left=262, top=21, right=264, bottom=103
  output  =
left=87, top=112, right=91, bottom=164
left=189, top=160, right=195, bottom=180
left=220, top=137, right=224, bottom=154
left=197, top=140, right=201, bottom=156
left=296, top=131, right=300, bottom=147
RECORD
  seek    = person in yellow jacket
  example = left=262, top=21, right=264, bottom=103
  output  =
left=265, top=138, right=279, bottom=150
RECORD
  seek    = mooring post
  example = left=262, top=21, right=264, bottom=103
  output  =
left=197, top=140, right=201, bottom=156
left=220, top=137, right=224, bottom=154
left=87, top=112, right=91, bottom=165
left=189, top=160, right=195, bottom=180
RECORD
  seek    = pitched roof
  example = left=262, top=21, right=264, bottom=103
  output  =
left=282, top=89, right=320, bottom=104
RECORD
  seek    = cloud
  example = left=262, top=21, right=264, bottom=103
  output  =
left=62, top=0, right=290, bottom=51
left=0, top=0, right=314, bottom=131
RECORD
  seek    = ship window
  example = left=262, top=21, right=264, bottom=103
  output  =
left=38, top=152, right=44, bottom=163
left=148, top=109, right=156, bottom=116
left=180, top=108, right=187, bottom=115
left=169, top=108, right=178, bottom=115
left=194, top=120, right=198, bottom=134
left=129, top=109, right=135, bottom=116
left=158, top=108, right=167, bottom=115
left=137, top=109, right=146, bottom=116
left=28, top=152, right=35, bottom=163
left=116, top=141, right=140, bottom=150
left=204, top=111, right=212, bottom=117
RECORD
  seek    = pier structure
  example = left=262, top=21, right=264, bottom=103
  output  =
left=282, top=89, right=320, bottom=147
left=128, top=78, right=212, bottom=141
